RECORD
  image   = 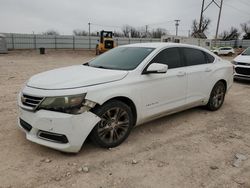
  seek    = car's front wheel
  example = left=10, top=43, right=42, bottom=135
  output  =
left=206, top=81, right=226, bottom=111
left=90, top=100, right=134, bottom=148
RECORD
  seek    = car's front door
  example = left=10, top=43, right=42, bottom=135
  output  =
left=139, top=47, right=187, bottom=121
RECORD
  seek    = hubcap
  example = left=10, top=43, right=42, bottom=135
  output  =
left=97, top=107, right=130, bottom=144
left=212, top=85, right=224, bottom=108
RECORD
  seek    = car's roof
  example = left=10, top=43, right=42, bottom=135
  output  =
left=121, top=42, right=207, bottom=50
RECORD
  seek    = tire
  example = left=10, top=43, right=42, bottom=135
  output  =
left=206, top=81, right=226, bottom=111
left=228, top=52, right=233, bottom=56
left=90, top=100, right=134, bottom=148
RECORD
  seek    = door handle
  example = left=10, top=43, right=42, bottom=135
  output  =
left=204, top=68, right=212, bottom=72
left=177, top=71, right=186, bottom=76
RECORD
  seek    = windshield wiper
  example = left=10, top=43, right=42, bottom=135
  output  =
left=91, top=65, right=110, bottom=69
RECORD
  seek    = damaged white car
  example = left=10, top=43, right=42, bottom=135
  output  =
left=18, top=43, right=234, bottom=153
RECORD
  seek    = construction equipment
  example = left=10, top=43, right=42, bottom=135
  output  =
left=96, top=30, right=115, bottom=55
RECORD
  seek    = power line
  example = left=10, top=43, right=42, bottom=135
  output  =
left=224, top=2, right=250, bottom=17
left=237, top=0, right=250, bottom=7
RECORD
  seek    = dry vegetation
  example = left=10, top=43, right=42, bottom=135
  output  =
left=0, top=50, right=250, bottom=188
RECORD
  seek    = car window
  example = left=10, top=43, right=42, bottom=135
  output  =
left=242, top=47, right=250, bottom=55
left=89, top=47, right=155, bottom=70
left=150, top=48, right=182, bottom=69
left=204, top=52, right=215, bottom=63
left=220, top=47, right=231, bottom=50
left=183, top=48, right=207, bottom=66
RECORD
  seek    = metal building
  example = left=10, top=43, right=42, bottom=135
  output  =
left=0, top=34, right=8, bottom=53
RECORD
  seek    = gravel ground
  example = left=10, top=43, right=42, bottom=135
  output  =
left=0, top=50, right=249, bottom=188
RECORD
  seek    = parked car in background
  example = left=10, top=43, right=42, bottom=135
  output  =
left=233, top=47, right=250, bottom=80
left=17, top=43, right=234, bottom=153
left=211, top=47, right=235, bottom=56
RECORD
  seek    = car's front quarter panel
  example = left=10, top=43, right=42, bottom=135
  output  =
left=18, top=86, right=101, bottom=153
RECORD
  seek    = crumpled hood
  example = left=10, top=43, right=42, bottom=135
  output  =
left=234, top=55, right=250, bottom=64
left=27, top=65, right=128, bottom=90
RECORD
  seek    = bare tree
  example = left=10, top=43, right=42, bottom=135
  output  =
left=122, top=25, right=141, bottom=38
left=191, top=17, right=211, bottom=38
left=219, top=27, right=240, bottom=40
left=43, top=29, right=59, bottom=36
left=150, top=28, right=168, bottom=38
left=241, top=23, right=250, bottom=39
left=113, top=31, right=124, bottom=37
left=73, top=29, right=87, bottom=36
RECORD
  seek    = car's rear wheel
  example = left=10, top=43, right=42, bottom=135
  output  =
left=228, top=52, right=233, bottom=56
left=90, top=100, right=134, bottom=148
left=206, top=81, right=226, bottom=111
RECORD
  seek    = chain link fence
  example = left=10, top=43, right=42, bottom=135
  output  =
left=2, top=33, right=161, bottom=50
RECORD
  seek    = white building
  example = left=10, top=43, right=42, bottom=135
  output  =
left=161, top=35, right=212, bottom=50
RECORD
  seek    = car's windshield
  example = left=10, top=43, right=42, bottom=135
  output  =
left=89, top=47, right=155, bottom=70
left=242, top=47, right=250, bottom=56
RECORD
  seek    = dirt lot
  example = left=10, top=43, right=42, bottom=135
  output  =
left=0, top=50, right=250, bottom=188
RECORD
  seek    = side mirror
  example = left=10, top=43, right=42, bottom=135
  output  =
left=143, top=63, right=168, bottom=74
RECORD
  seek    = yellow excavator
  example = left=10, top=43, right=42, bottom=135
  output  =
left=96, top=30, right=115, bottom=55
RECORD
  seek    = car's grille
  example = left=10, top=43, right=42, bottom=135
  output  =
left=104, top=40, right=114, bottom=49
left=237, top=62, right=250, bottom=66
left=19, top=119, right=32, bottom=132
left=235, top=67, right=250, bottom=76
left=21, top=94, right=44, bottom=110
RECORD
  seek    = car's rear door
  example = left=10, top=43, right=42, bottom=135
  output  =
left=181, top=47, right=215, bottom=105
left=140, top=47, right=187, bottom=120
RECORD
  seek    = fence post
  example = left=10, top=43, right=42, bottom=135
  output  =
left=116, top=38, right=119, bottom=46
left=89, top=36, right=91, bottom=50
left=73, top=36, right=75, bottom=50
left=128, top=38, right=130, bottom=44
left=33, top=34, right=36, bottom=49
left=11, top=33, right=14, bottom=49
left=55, top=35, right=57, bottom=49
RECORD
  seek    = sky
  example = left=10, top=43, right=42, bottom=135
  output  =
left=0, top=0, right=250, bottom=38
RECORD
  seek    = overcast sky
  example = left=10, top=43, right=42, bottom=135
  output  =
left=0, top=0, right=250, bottom=38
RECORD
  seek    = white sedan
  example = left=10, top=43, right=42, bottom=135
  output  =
left=211, top=47, right=235, bottom=56
left=18, top=43, right=234, bottom=153
left=233, top=47, right=250, bottom=80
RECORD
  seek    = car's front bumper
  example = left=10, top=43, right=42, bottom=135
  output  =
left=234, top=65, right=250, bottom=81
left=18, top=107, right=101, bottom=153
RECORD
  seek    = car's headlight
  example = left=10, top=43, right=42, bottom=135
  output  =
left=38, top=94, right=96, bottom=114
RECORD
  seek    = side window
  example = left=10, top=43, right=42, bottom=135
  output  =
left=151, top=48, right=182, bottom=69
left=204, top=52, right=215, bottom=63
left=183, top=48, right=207, bottom=66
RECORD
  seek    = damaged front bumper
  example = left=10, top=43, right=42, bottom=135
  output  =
left=18, top=107, right=101, bottom=153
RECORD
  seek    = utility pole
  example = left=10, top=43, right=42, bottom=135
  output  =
left=198, top=0, right=224, bottom=46
left=215, top=0, right=223, bottom=45
left=174, top=20, right=180, bottom=36
left=199, top=0, right=205, bottom=33
left=88, top=22, right=91, bottom=50
left=145, top=25, right=148, bottom=37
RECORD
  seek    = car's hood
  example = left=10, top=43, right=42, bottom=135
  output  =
left=27, top=65, right=128, bottom=90
left=234, top=55, right=250, bottom=64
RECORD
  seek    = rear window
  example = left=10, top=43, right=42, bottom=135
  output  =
left=183, top=48, right=207, bottom=66
left=204, top=52, right=215, bottom=63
